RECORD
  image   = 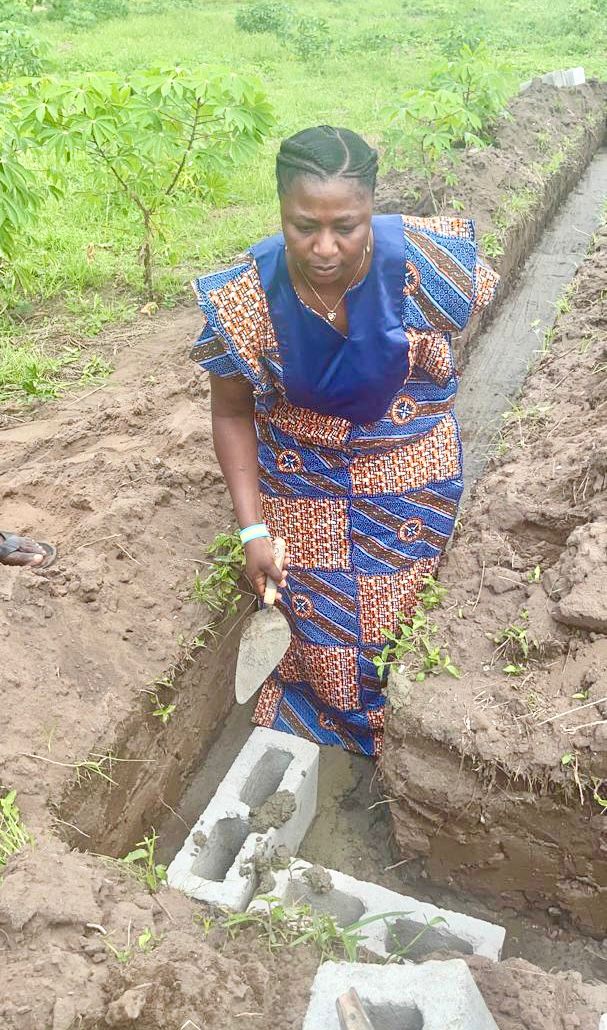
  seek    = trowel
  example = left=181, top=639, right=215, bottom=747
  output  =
left=235, top=537, right=291, bottom=703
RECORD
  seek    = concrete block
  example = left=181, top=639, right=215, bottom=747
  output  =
left=541, top=67, right=585, bottom=87
left=599, top=1016, right=607, bottom=1030
left=521, top=67, right=585, bottom=92
left=248, top=859, right=505, bottom=961
left=303, top=959, right=499, bottom=1030
left=167, top=728, right=319, bottom=910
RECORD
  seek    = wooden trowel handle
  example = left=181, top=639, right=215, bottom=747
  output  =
left=336, top=988, right=375, bottom=1029
left=263, top=537, right=286, bottom=607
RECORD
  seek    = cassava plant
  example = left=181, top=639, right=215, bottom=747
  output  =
left=0, top=91, right=55, bottom=293
left=17, top=67, right=274, bottom=297
left=0, top=25, right=48, bottom=80
left=383, top=42, right=511, bottom=211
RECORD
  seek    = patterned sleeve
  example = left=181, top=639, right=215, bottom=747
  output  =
left=189, top=307, right=242, bottom=379
left=402, top=216, right=498, bottom=333
left=473, top=258, right=500, bottom=314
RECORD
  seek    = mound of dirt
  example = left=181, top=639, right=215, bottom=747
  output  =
left=0, top=840, right=318, bottom=1030
left=462, top=954, right=606, bottom=1030
left=384, top=222, right=607, bottom=933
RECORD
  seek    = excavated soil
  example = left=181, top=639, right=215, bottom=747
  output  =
left=1, top=82, right=607, bottom=1028
left=384, top=219, right=607, bottom=936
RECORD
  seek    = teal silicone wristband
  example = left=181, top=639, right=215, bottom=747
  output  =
left=240, top=523, right=270, bottom=545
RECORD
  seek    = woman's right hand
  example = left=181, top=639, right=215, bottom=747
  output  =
left=244, top=537, right=288, bottom=601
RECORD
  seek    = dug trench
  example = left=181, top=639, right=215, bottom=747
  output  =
left=1, top=81, right=607, bottom=1028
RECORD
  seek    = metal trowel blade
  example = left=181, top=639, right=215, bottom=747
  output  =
left=235, top=605, right=291, bottom=704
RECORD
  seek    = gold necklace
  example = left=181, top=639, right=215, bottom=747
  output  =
left=296, top=248, right=367, bottom=323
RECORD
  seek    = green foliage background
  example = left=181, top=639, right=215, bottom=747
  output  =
left=4, top=0, right=605, bottom=304
left=0, top=0, right=603, bottom=413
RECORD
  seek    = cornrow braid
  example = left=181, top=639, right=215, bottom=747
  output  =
left=276, top=125, right=378, bottom=196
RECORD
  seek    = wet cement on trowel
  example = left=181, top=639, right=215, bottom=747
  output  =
left=160, top=147, right=607, bottom=981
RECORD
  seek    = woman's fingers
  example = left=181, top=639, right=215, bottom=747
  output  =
left=244, top=538, right=290, bottom=598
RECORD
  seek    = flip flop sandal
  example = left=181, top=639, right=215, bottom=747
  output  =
left=0, top=533, right=58, bottom=570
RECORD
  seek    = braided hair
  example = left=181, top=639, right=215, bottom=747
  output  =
left=276, top=125, right=378, bottom=196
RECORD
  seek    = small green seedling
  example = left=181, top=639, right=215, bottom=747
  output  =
left=492, top=611, right=538, bottom=674
left=137, top=927, right=162, bottom=953
left=194, top=912, right=215, bottom=937
left=120, top=829, right=167, bottom=893
left=480, top=231, right=504, bottom=258
left=0, top=790, right=32, bottom=869
left=527, top=565, right=541, bottom=583
left=503, top=663, right=525, bottom=677
left=103, top=926, right=161, bottom=964
left=591, top=778, right=607, bottom=810
left=572, top=689, right=590, bottom=701
left=374, top=576, right=459, bottom=681
left=151, top=694, right=176, bottom=724
left=192, top=531, right=246, bottom=615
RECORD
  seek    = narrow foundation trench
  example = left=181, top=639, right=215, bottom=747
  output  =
left=151, top=145, right=607, bottom=984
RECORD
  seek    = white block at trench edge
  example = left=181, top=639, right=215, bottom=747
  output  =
left=248, top=859, right=505, bottom=961
left=167, top=728, right=319, bottom=911
left=599, top=1016, right=607, bottom=1030
left=303, top=960, right=499, bottom=1030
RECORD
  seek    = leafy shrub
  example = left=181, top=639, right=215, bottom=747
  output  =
left=0, top=92, right=52, bottom=291
left=344, top=29, right=400, bottom=54
left=431, top=42, right=512, bottom=137
left=0, top=25, right=47, bottom=79
left=0, top=0, right=32, bottom=24
left=235, top=1, right=293, bottom=36
left=235, top=3, right=333, bottom=62
left=289, top=16, right=332, bottom=61
left=438, top=25, right=484, bottom=57
left=558, top=0, right=607, bottom=46
left=47, top=0, right=129, bottom=28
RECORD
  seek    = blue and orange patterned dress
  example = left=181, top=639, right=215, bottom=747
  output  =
left=191, top=214, right=498, bottom=757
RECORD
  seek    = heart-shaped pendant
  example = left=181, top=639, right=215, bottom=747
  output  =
left=327, top=311, right=337, bottom=322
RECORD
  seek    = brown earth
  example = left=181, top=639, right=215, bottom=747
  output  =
left=384, top=220, right=607, bottom=935
left=1, top=82, right=607, bottom=1028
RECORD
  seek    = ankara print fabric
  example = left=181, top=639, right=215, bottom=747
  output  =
left=191, top=215, right=499, bottom=757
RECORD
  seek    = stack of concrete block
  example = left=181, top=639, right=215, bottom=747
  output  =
left=302, top=959, right=500, bottom=1030
left=520, top=66, right=585, bottom=91
left=167, top=728, right=319, bottom=910
left=247, top=858, right=505, bottom=961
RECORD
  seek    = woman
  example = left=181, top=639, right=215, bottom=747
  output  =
left=191, top=126, right=498, bottom=758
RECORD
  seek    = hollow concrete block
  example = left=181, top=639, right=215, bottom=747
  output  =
left=541, top=67, right=585, bottom=87
left=520, top=66, right=585, bottom=92
left=167, top=728, right=319, bottom=910
left=303, top=959, right=499, bottom=1030
left=248, top=859, right=505, bottom=961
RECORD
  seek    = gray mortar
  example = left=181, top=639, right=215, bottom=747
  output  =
left=302, top=864, right=333, bottom=894
left=240, top=843, right=276, bottom=895
left=271, top=843, right=291, bottom=870
left=249, top=789, right=296, bottom=833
